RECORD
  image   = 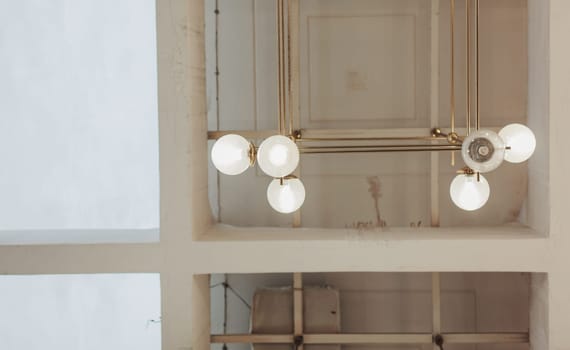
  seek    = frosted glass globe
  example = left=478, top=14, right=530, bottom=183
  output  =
left=461, top=130, right=505, bottom=173
left=211, top=134, right=252, bottom=175
left=449, top=173, right=490, bottom=211
left=267, top=178, right=306, bottom=214
left=499, top=123, right=536, bottom=163
left=257, top=135, right=300, bottom=178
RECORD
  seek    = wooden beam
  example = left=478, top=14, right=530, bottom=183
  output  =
left=432, top=272, right=442, bottom=334
left=0, top=243, right=161, bottom=275
left=211, top=332, right=529, bottom=345
left=293, top=272, right=304, bottom=350
left=304, top=334, right=433, bottom=345
left=211, top=334, right=293, bottom=344
left=207, top=130, right=278, bottom=140
left=432, top=272, right=442, bottom=350
left=443, top=333, right=530, bottom=344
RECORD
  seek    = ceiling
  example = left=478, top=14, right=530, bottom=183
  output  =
left=206, top=0, right=530, bottom=229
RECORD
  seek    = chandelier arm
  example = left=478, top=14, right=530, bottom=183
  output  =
left=296, top=136, right=447, bottom=142
left=276, top=0, right=285, bottom=135
left=466, top=0, right=472, bottom=136
left=207, top=129, right=470, bottom=142
left=281, top=0, right=287, bottom=136
left=450, top=0, right=456, bottom=134
left=301, top=144, right=462, bottom=150
left=299, top=146, right=462, bottom=154
left=476, top=0, right=481, bottom=130
left=276, top=0, right=281, bottom=134
left=287, top=0, right=293, bottom=137
left=450, top=0, right=457, bottom=166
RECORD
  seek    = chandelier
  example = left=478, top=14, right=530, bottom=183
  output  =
left=210, top=0, right=535, bottom=214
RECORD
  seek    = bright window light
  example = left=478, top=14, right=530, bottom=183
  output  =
left=0, top=274, right=161, bottom=350
left=0, top=0, right=159, bottom=243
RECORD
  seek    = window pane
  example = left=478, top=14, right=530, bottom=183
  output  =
left=0, top=0, right=159, bottom=243
left=0, top=274, right=161, bottom=350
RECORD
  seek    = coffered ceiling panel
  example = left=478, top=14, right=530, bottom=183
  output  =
left=300, top=0, right=431, bottom=129
left=206, top=0, right=531, bottom=230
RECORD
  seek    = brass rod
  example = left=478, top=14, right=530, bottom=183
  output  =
left=450, top=0, right=456, bottom=133
left=466, top=0, right=471, bottom=136
left=301, top=127, right=480, bottom=139
left=300, top=147, right=462, bottom=154
left=278, top=0, right=281, bottom=134
left=208, top=130, right=457, bottom=142
left=297, top=136, right=448, bottom=142
left=301, top=144, right=462, bottom=150
left=475, top=0, right=481, bottom=130
left=287, top=0, right=294, bottom=136
left=276, top=0, right=281, bottom=134
left=282, top=0, right=287, bottom=135
left=277, top=0, right=284, bottom=135
left=208, top=130, right=471, bottom=142
left=288, top=0, right=302, bottom=228
left=281, top=0, right=287, bottom=135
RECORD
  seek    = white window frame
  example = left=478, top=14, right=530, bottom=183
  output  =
left=0, top=1, right=204, bottom=349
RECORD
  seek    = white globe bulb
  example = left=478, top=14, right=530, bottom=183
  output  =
left=211, top=134, right=252, bottom=175
left=461, top=129, right=505, bottom=173
left=267, top=178, right=305, bottom=214
left=450, top=173, right=490, bottom=211
left=257, top=135, right=300, bottom=178
left=499, top=123, right=536, bottom=163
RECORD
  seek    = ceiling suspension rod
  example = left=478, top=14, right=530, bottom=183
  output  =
left=281, top=0, right=288, bottom=135
left=450, top=0, right=456, bottom=134
left=466, top=0, right=472, bottom=136
left=287, top=0, right=294, bottom=136
left=476, top=0, right=481, bottom=130
left=276, top=0, right=285, bottom=135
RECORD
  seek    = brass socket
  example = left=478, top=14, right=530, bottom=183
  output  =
left=248, top=142, right=257, bottom=167
left=447, top=132, right=461, bottom=144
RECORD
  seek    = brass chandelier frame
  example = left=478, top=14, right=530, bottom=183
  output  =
left=207, top=2, right=530, bottom=346
left=208, top=0, right=485, bottom=158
